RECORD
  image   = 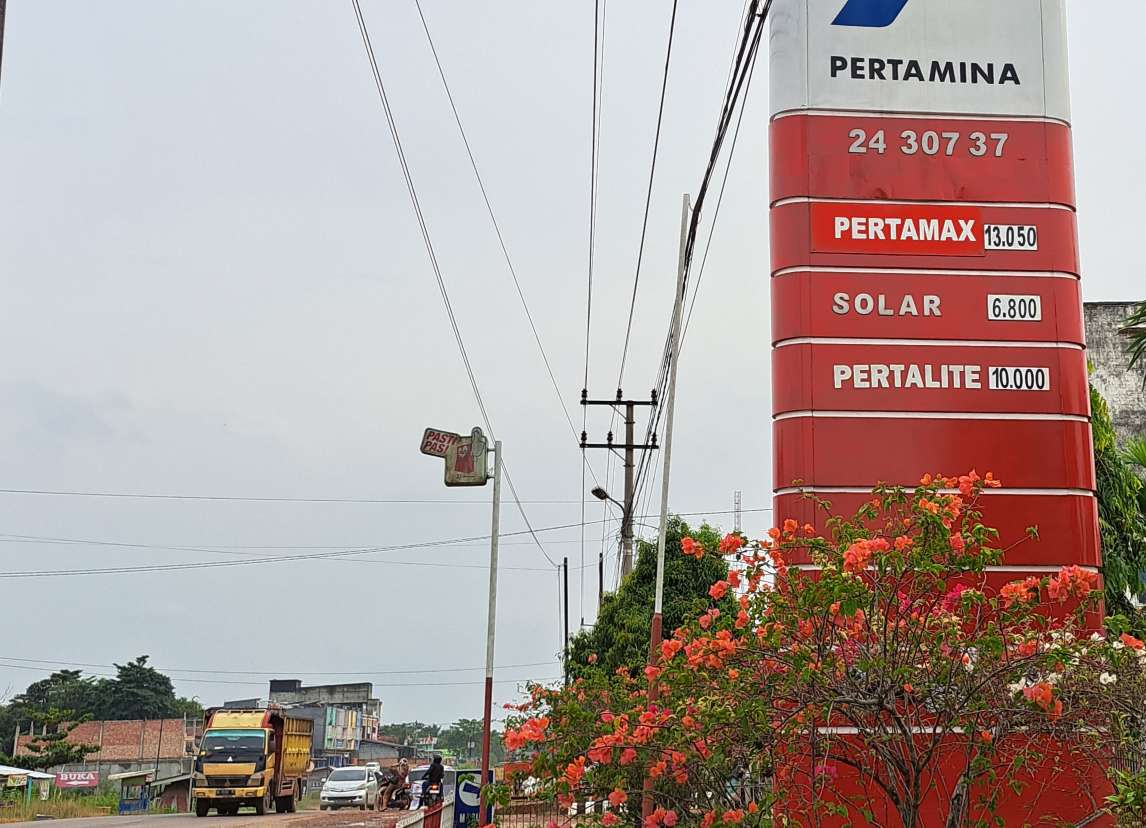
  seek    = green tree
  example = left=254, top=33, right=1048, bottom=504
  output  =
left=567, top=518, right=731, bottom=681
left=171, top=696, right=204, bottom=719
left=438, top=718, right=482, bottom=761
left=1092, top=383, right=1146, bottom=633
left=96, top=656, right=177, bottom=720
left=378, top=721, right=441, bottom=746
left=0, top=708, right=95, bottom=771
left=11, top=670, right=103, bottom=717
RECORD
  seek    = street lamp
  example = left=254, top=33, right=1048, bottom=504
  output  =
left=591, top=486, right=620, bottom=507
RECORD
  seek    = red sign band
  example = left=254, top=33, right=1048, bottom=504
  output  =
left=771, top=201, right=1079, bottom=273
left=773, top=490, right=1100, bottom=568
left=773, top=416, right=1095, bottom=491
left=772, top=342, right=1089, bottom=415
left=771, top=270, right=1083, bottom=345
left=771, top=115, right=1075, bottom=206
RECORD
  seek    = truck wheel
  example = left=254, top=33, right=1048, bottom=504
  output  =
left=195, top=800, right=210, bottom=818
left=287, top=789, right=298, bottom=813
left=255, top=789, right=273, bottom=816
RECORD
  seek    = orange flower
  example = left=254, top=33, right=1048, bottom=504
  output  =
left=1048, top=565, right=1098, bottom=602
left=1121, top=633, right=1145, bottom=650
left=619, top=748, right=637, bottom=765
left=681, top=537, right=703, bottom=559
left=727, top=668, right=740, bottom=680
left=719, top=534, right=744, bottom=554
left=662, top=811, right=679, bottom=827
left=608, top=789, right=628, bottom=808
left=563, top=756, right=586, bottom=786
left=1000, top=577, right=1040, bottom=607
left=709, top=580, right=730, bottom=600
left=603, top=813, right=620, bottom=827
left=843, top=540, right=873, bottom=573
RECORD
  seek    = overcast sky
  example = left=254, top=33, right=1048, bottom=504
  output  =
left=0, top=1, right=1141, bottom=726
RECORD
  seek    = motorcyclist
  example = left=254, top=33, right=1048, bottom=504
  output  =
left=424, top=755, right=445, bottom=803
left=379, top=758, right=410, bottom=810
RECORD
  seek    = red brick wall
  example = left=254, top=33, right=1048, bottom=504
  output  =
left=16, top=719, right=187, bottom=762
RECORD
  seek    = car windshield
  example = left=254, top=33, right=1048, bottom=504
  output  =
left=200, top=729, right=265, bottom=755
left=327, top=768, right=367, bottom=782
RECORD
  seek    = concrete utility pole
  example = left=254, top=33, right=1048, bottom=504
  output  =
left=581, top=391, right=658, bottom=578
left=562, top=558, right=570, bottom=685
left=644, top=193, right=691, bottom=820
left=478, top=439, right=501, bottom=828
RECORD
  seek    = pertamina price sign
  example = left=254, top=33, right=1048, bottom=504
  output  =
left=769, top=0, right=1098, bottom=823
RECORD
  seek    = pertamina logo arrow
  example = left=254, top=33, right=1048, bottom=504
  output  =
left=832, top=0, right=909, bottom=28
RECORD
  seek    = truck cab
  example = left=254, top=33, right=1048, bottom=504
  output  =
left=192, top=707, right=313, bottom=817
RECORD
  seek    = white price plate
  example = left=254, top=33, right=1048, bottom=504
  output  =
left=983, top=224, right=1038, bottom=251
left=987, top=294, right=1042, bottom=321
left=988, top=366, right=1050, bottom=391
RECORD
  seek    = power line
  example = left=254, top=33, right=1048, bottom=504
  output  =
left=0, top=660, right=560, bottom=689
left=350, top=0, right=556, bottom=567
left=628, top=2, right=769, bottom=518
left=0, top=532, right=557, bottom=571
left=0, top=488, right=577, bottom=505
left=615, top=0, right=680, bottom=387
left=0, top=508, right=769, bottom=580
left=412, top=0, right=596, bottom=487
left=0, top=654, right=559, bottom=678
left=581, top=0, right=608, bottom=623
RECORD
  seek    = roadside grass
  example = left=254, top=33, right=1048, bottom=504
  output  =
left=0, top=790, right=119, bottom=823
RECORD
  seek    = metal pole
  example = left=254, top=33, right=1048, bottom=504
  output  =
left=621, top=402, right=635, bottom=577
left=643, top=193, right=691, bottom=819
left=562, top=557, right=570, bottom=685
left=479, top=440, right=501, bottom=828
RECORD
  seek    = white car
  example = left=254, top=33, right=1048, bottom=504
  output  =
left=320, top=766, right=379, bottom=811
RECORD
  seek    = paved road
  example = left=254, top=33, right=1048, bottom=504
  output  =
left=12, top=811, right=405, bottom=828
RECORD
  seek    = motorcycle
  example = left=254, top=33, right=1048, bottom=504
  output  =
left=377, top=769, right=413, bottom=811
left=420, top=781, right=443, bottom=808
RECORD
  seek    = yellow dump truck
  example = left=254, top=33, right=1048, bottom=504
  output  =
left=192, top=706, right=313, bottom=817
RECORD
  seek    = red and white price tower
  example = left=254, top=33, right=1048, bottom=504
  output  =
left=769, top=0, right=1105, bottom=824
